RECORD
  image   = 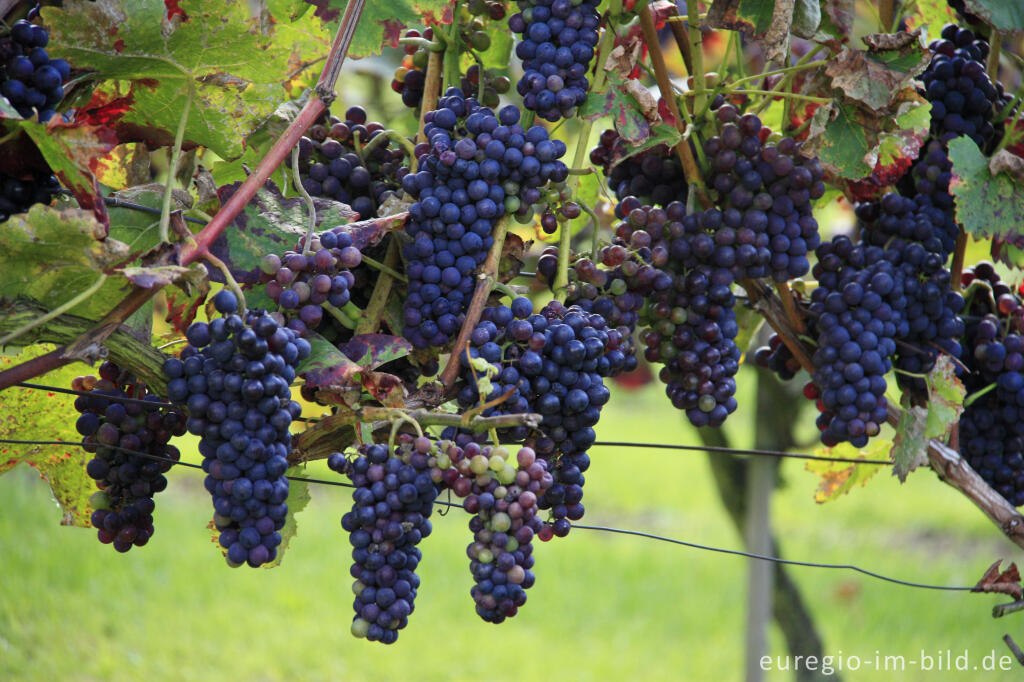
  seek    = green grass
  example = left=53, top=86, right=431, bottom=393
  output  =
left=1, top=377, right=1020, bottom=681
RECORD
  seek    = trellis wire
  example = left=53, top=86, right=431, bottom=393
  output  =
left=0, top=437, right=975, bottom=592
left=9, top=382, right=892, bottom=466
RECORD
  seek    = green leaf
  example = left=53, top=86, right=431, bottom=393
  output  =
left=0, top=345, right=95, bottom=527
left=923, top=355, right=966, bottom=440
left=905, top=0, right=956, bottom=40
left=949, top=136, right=1024, bottom=243
left=107, top=185, right=197, bottom=254
left=337, top=335, right=413, bottom=371
left=792, top=0, right=822, bottom=38
left=44, top=0, right=331, bottom=158
left=733, top=304, right=765, bottom=357
left=817, top=0, right=854, bottom=42
left=891, top=405, right=929, bottom=482
left=954, top=0, right=1024, bottom=31
left=0, top=205, right=133, bottom=320
left=805, top=439, right=889, bottom=503
left=807, top=105, right=870, bottom=178
left=263, top=467, right=311, bottom=568
left=296, top=0, right=456, bottom=58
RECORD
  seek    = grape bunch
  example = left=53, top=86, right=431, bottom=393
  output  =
left=588, top=128, right=690, bottom=207
left=445, top=298, right=623, bottom=532
left=163, top=290, right=310, bottom=567
left=0, top=172, right=61, bottom=222
left=958, top=263, right=1024, bottom=505
left=433, top=439, right=551, bottom=622
left=0, top=19, right=71, bottom=121
left=808, top=237, right=905, bottom=447
left=328, top=442, right=438, bottom=644
left=400, top=91, right=568, bottom=348
left=703, top=105, right=825, bottom=282
left=510, top=0, right=601, bottom=121
left=536, top=246, right=643, bottom=367
left=921, top=24, right=1000, bottom=148
left=257, top=230, right=362, bottom=337
left=610, top=199, right=742, bottom=427
left=296, top=106, right=407, bottom=219
left=74, top=363, right=186, bottom=552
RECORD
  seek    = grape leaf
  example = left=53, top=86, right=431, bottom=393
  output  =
left=924, top=355, right=965, bottom=441
left=107, top=185, right=197, bottom=255
left=209, top=180, right=359, bottom=285
left=805, top=439, right=889, bottom=503
left=0, top=345, right=95, bottom=527
left=299, top=332, right=406, bottom=408
left=825, top=36, right=929, bottom=111
left=20, top=119, right=119, bottom=228
left=337, top=334, right=413, bottom=370
left=949, top=137, right=1024, bottom=245
left=954, top=0, right=1024, bottom=31
left=707, top=0, right=776, bottom=35
left=263, top=467, right=311, bottom=568
left=817, top=0, right=854, bottom=43
left=43, top=0, right=331, bottom=158
left=891, top=405, right=929, bottom=482
left=0, top=205, right=135, bottom=320
left=707, top=0, right=804, bottom=61
left=903, top=0, right=956, bottom=41
left=292, top=0, right=456, bottom=58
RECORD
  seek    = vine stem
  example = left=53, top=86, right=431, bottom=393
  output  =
left=0, top=286, right=158, bottom=391
left=692, top=88, right=831, bottom=104
left=359, top=253, right=407, bottom=282
left=685, top=0, right=706, bottom=116
left=775, top=281, right=805, bottom=335
left=0, top=274, right=108, bottom=347
left=727, top=61, right=829, bottom=89
left=355, top=237, right=400, bottom=335
left=418, top=50, right=444, bottom=144
left=202, top=251, right=246, bottom=314
left=639, top=5, right=710, bottom=207
left=158, top=92, right=192, bottom=243
left=951, top=229, right=968, bottom=291
left=180, top=0, right=367, bottom=267
left=292, top=144, right=317, bottom=251
left=878, top=0, right=894, bottom=32
left=552, top=24, right=616, bottom=302
left=439, top=217, right=510, bottom=390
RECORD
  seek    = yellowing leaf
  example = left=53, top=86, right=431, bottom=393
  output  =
left=805, top=439, right=890, bottom=503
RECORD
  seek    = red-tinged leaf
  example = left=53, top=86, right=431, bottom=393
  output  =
left=299, top=333, right=364, bottom=406
left=337, top=334, right=413, bottom=371
left=120, top=263, right=206, bottom=289
left=21, top=119, right=119, bottom=229
left=0, top=345, right=95, bottom=527
left=972, top=560, right=1024, bottom=600
left=296, top=0, right=455, bottom=58
left=361, top=371, right=406, bottom=408
left=336, top=212, right=409, bottom=252
left=805, top=440, right=889, bottom=503
left=903, top=0, right=956, bottom=41
left=819, top=0, right=854, bottom=43
left=499, top=231, right=528, bottom=283
left=164, top=278, right=210, bottom=335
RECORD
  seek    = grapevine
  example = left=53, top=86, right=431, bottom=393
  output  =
left=2, top=0, right=1024, bottom=657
